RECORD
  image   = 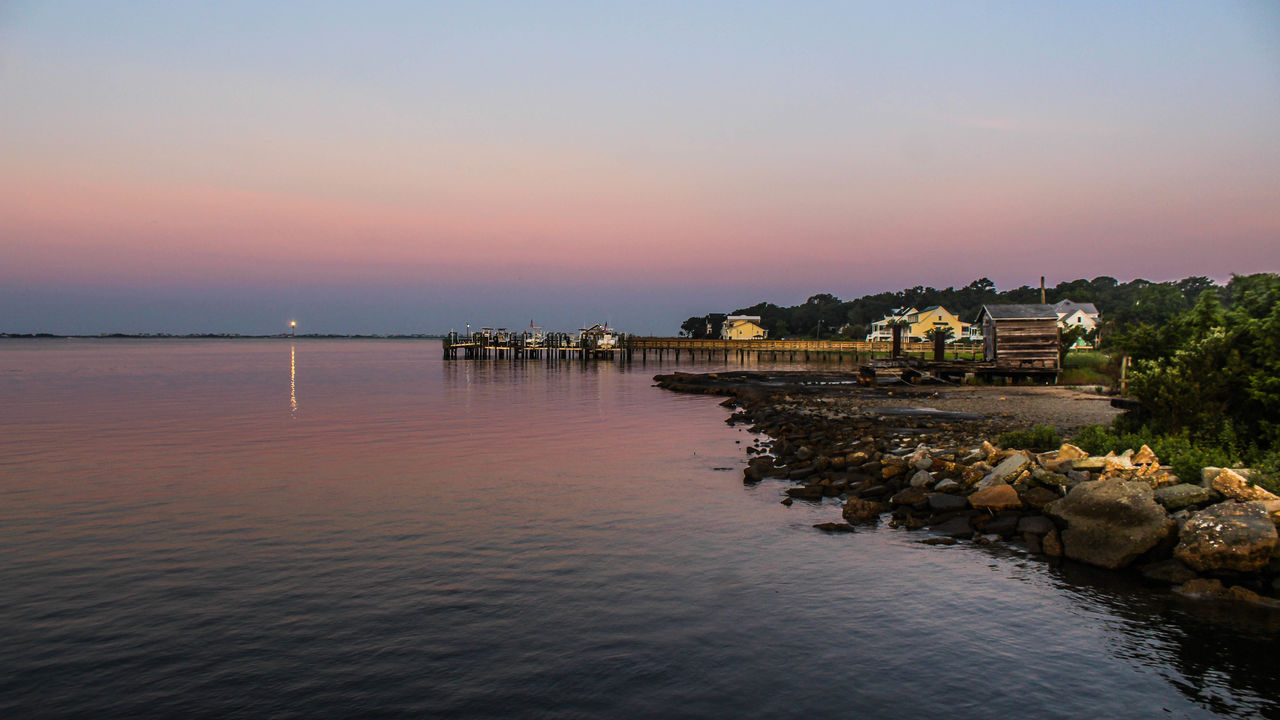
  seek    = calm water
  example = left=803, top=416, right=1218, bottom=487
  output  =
left=2, top=339, right=1278, bottom=719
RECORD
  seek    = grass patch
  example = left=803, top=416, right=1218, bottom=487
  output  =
left=998, top=424, right=1060, bottom=452
left=1060, top=368, right=1112, bottom=387
left=1062, top=350, right=1110, bottom=370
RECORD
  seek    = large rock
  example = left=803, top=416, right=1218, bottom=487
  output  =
left=1211, top=469, right=1279, bottom=503
left=1036, top=444, right=1088, bottom=472
left=785, top=484, right=824, bottom=501
left=1153, top=483, right=1215, bottom=511
left=890, top=486, right=928, bottom=506
left=842, top=498, right=888, bottom=524
left=1174, top=502, right=1278, bottom=572
left=909, top=470, right=934, bottom=488
left=969, top=484, right=1023, bottom=512
left=1019, top=486, right=1061, bottom=511
left=1173, top=578, right=1280, bottom=609
left=979, top=454, right=1031, bottom=488
left=927, top=493, right=969, bottom=513
left=1201, top=466, right=1252, bottom=486
left=1069, top=456, right=1107, bottom=471
left=1043, top=478, right=1176, bottom=569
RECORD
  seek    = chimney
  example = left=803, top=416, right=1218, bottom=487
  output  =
left=1040, top=276, right=1046, bottom=305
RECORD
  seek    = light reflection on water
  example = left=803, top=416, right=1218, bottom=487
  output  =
left=0, top=338, right=1277, bottom=719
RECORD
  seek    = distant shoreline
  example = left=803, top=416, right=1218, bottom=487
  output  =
left=0, top=333, right=445, bottom=340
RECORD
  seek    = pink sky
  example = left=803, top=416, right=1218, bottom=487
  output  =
left=2, top=2, right=1278, bottom=333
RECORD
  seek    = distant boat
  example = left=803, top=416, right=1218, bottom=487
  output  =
left=580, top=323, right=619, bottom=351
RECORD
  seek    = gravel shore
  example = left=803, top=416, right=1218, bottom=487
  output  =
left=867, top=385, right=1121, bottom=436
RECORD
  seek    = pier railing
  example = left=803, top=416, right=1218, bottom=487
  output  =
left=625, top=337, right=983, bottom=362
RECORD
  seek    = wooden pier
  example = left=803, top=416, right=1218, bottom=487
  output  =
left=442, top=332, right=1057, bottom=383
left=624, top=337, right=987, bottom=364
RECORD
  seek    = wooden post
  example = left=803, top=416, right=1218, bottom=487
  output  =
left=891, top=325, right=902, bottom=359
left=933, top=333, right=945, bottom=362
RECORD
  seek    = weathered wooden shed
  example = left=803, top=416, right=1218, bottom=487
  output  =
left=978, top=304, right=1060, bottom=369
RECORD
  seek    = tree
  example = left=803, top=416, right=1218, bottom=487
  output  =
left=1126, top=273, right=1280, bottom=454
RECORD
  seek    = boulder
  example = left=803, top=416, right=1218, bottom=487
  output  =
left=934, top=479, right=962, bottom=493
left=845, top=451, right=869, bottom=467
left=1070, top=456, right=1107, bottom=471
left=1036, top=443, right=1087, bottom=472
left=1153, top=483, right=1215, bottom=511
left=927, top=493, right=969, bottom=514
left=795, top=446, right=815, bottom=461
left=909, top=470, right=934, bottom=488
left=1042, top=528, right=1064, bottom=557
left=1133, top=444, right=1159, bottom=466
left=1019, top=486, right=1061, bottom=511
left=1031, top=469, right=1073, bottom=489
left=784, top=484, right=824, bottom=501
left=1043, top=478, right=1176, bottom=569
left=970, top=484, right=1023, bottom=512
left=890, top=486, right=928, bottom=506
left=1065, top=469, right=1092, bottom=485
left=1057, top=443, right=1089, bottom=461
left=932, top=460, right=963, bottom=478
left=842, top=498, right=888, bottom=524
left=1140, top=559, right=1198, bottom=585
left=1017, top=515, right=1056, bottom=537
left=1202, top=466, right=1252, bottom=486
left=1174, top=502, right=1278, bottom=573
left=977, top=513, right=1020, bottom=537
left=980, top=454, right=1031, bottom=487
left=1211, top=469, right=1279, bottom=503
left=962, top=463, right=992, bottom=486
left=813, top=522, right=855, bottom=533
left=1173, top=578, right=1280, bottom=609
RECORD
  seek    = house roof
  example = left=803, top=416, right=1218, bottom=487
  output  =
left=1053, top=300, right=1099, bottom=316
left=981, top=304, right=1058, bottom=320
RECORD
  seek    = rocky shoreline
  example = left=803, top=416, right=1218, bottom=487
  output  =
left=656, top=370, right=1280, bottom=608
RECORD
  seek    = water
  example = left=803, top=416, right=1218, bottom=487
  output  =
left=2, top=339, right=1277, bottom=719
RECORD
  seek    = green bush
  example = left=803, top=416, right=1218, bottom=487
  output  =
left=998, top=425, right=1060, bottom=452
left=1254, top=451, right=1280, bottom=495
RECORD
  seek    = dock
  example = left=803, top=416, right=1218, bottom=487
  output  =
left=442, top=331, right=1057, bottom=383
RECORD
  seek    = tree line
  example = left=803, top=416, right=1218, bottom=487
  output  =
left=680, top=276, right=1220, bottom=341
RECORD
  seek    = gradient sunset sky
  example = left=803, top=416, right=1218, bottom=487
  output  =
left=3, top=1, right=1278, bottom=334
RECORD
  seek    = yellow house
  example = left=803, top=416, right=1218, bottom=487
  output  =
left=721, top=315, right=769, bottom=340
left=904, top=306, right=968, bottom=342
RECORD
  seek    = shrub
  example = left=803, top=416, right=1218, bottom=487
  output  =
left=998, top=424, right=1060, bottom=451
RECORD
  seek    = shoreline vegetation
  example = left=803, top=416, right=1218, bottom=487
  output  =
left=655, top=370, right=1280, bottom=608
left=0, top=333, right=443, bottom=339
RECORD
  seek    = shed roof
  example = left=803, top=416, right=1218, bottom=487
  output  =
left=1053, top=300, right=1099, bottom=316
left=981, top=304, right=1058, bottom=320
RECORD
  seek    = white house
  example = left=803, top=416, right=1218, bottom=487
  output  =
left=866, top=307, right=917, bottom=342
left=1053, top=300, right=1100, bottom=332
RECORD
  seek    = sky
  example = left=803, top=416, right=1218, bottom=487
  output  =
left=2, top=1, right=1278, bottom=335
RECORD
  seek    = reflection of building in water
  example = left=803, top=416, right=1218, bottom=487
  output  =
left=290, top=344, right=297, bottom=414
